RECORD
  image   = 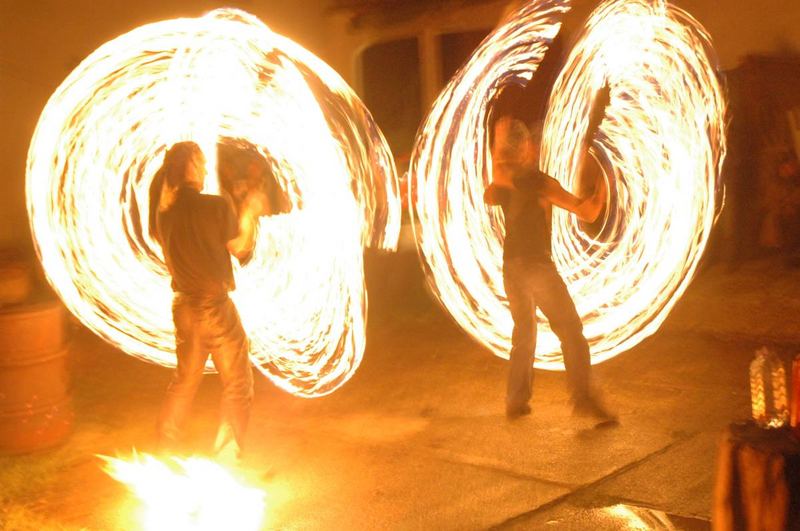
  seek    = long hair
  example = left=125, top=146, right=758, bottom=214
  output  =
left=149, top=141, right=202, bottom=241
left=161, top=141, right=202, bottom=188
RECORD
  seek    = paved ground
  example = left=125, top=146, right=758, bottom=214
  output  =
left=1, top=254, right=798, bottom=530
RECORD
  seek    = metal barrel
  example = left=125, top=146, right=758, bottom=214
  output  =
left=0, top=298, right=72, bottom=454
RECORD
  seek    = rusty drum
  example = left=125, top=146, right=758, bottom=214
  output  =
left=0, top=298, right=72, bottom=454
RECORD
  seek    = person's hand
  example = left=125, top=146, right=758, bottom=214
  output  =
left=241, top=190, right=267, bottom=218
left=587, top=83, right=611, bottom=136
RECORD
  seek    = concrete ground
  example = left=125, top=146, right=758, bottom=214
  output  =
left=2, top=254, right=798, bottom=530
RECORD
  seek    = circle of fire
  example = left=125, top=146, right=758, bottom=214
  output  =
left=26, top=9, right=400, bottom=397
left=409, top=0, right=726, bottom=369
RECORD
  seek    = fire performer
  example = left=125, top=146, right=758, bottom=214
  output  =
left=152, top=141, right=262, bottom=460
left=485, top=85, right=616, bottom=421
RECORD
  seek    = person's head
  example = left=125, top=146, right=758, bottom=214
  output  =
left=493, top=116, right=542, bottom=170
left=163, top=141, right=205, bottom=190
left=526, top=120, right=543, bottom=162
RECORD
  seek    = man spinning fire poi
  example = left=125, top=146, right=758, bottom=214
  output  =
left=151, top=141, right=264, bottom=460
left=406, top=0, right=726, bottom=421
left=485, top=83, right=616, bottom=421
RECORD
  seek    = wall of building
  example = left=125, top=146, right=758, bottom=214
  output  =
left=328, top=0, right=800, bottom=88
left=675, top=0, right=800, bottom=69
left=2, top=0, right=800, bottom=252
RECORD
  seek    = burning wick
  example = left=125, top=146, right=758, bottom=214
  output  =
left=100, top=452, right=266, bottom=531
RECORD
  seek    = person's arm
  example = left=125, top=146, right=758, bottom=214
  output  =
left=573, top=83, right=610, bottom=186
left=538, top=172, right=606, bottom=223
left=538, top=84, right=610, bottom=223
left=484, top=185, right=496, bottom=205
left=226, top=192, right=264, bottom=261
left=483, top=183, right=508, bottom=206
left=586, top=84, right=610, bottom=142
left=226, top=213, right=256, bottom=261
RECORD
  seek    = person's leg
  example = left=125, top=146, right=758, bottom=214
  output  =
left=207, top=297, right=253, bottom=457
left=529, top=262, right=591, bottom=400
left=157, top=297, right=208, bottom=449
left=532, top=261, right=615, bottom=421
left=504, top=259, right=536, bottom=415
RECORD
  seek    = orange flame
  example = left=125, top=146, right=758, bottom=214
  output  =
left=100, top=452, right=266, bottom=531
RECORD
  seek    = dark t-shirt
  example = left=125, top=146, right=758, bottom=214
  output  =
left=488, top=171, right=551, bottom=262
left=157, top=187, right=238, bottom=295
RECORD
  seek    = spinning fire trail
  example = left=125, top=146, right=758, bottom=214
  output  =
left=409, top=0, right=727, bottom=369
left=26, top=9, right=400, bottom=398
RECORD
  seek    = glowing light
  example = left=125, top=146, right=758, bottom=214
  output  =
left=26, top=9, right=400, bottom=396
left=409, top=0, right=726, bottom=368
left=101, top=453, right=265, bottom=531
left=604, top=504, right=677, bottom=530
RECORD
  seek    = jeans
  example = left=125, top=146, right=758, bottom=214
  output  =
left=503, top=257, right=591, bottom=408
left=157, top=293, right=253, bottom=454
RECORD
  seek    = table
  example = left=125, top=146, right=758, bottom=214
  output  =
left=713, top=421, right=800, bottom=530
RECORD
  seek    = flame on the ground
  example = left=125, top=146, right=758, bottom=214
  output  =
left=409, top=0, right=726, bottom=368
left=100, top=453, right=265, bottom=531
left=26, top=9, right=399, bottom=397
left=604, top=504, right=677, bottom=530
